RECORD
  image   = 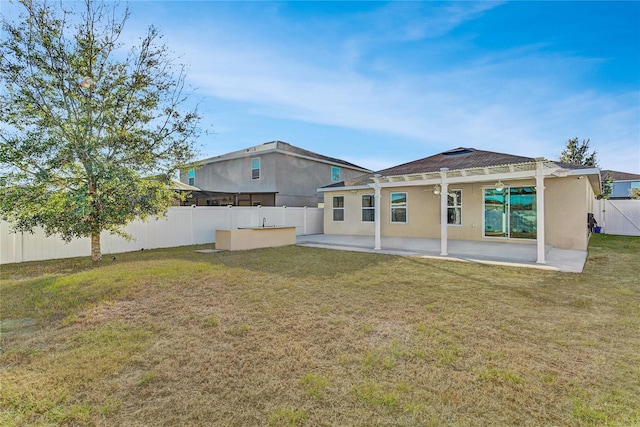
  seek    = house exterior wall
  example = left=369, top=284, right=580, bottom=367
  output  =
left=183, top=151, right=368, bottom=207
left=446, top=183, right=486, bottom=241
left=323, top=176, right=596, bottom=251
left=611, top=180, right=640, bottom=199
left=544, top=176, right=593, bottom=250
left=183, top=153, right=277, bottom=194
left=273, top=154, right=365, bottom=207
left=323, top=189, right=376, bottom=236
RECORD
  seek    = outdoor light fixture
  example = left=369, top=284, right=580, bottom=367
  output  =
left=433, top=184, right=441, bottom=195
left=495, top=180, right=505, bottom=191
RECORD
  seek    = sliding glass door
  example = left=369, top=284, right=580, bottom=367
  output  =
left=484, top=187, right=536, bottom=239
left=508, top=187, right=536, bottom=239
left=484, top=189, right=507, bottom=237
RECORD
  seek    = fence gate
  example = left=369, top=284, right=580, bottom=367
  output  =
left=594, top=200, right=640, bottom=236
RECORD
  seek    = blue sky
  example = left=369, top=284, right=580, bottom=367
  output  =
left=4, top=1, right=640, bottom=173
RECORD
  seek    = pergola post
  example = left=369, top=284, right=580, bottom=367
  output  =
left=536, top=161, right=546, bottom=264
left=440, top=168, right=449, bottom=256
left=374, top=184, right=381, bottom=250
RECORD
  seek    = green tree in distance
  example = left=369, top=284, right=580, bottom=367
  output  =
left=559, top=137, right=598, bottom=167
left=558, top=138, right=612, bottom=199
left=599, top=171, right=613, bottom=200
left=0, top=0, right=201, bottom=261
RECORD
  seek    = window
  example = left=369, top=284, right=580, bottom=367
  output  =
left=331, top=167, right=341, bottom=182
left=333, top=196, right=344, bottom=221
left=447, top=190, right=462, bottom=225
left=188, top=168, right=195, bottom=186
left=390, top=192, right=407, bottom=223
left=251, top=158, right=260, bottom=180
left=362, top=194, right=375, bottom=222
left=484, top=186, right=536, bottom=239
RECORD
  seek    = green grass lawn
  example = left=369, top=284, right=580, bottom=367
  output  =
left=1, top=234, right=639, bottom=426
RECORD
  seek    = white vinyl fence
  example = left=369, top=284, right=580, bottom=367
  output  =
left=593, top=199, right=640, bottom=236
left=0, top=206, right=324, bottom=264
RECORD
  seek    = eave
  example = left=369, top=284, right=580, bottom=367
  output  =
left=320, top=160, right=601, bottom=192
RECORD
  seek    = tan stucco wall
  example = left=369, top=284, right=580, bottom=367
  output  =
left=544, top=177, right=592, bottom=250
left=323, top=189, right=375, bottom=235
left=323, top=176, right=596, bottom=251
left=215, top=227, right=296, bottom=251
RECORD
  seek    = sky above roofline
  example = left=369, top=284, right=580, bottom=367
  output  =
left=3, top=1, right=639, bottom=173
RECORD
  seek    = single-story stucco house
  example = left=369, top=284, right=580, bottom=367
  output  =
left=319, top=147, right=601, bottom=265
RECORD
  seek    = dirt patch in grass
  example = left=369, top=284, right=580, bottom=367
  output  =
left=1, top=237, right=639, bottom=426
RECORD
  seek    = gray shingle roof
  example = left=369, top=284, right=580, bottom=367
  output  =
left=271, top=141, right=369, bottom=171
left=600, top=170, right=640, bottom=181
left=201, top=140, right=370, bottom=172
left=323, top=147, right=598, bottom=189
left=376, top=147, right=534, bottom=175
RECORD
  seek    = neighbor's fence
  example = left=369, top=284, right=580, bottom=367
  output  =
left=593, top=199, right=640, bottom=237
left=0, top=206, right=324, bottom=264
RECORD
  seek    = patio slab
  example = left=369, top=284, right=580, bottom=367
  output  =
left=296, top=234, right=587, bottom=273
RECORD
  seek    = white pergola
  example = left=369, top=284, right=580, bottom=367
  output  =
left=366, top=159, right=576, bottom=264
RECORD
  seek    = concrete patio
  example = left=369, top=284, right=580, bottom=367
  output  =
left=296, top=234, right=588, bottom=273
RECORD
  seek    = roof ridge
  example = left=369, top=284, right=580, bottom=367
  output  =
left=200, top=140, right=370, bottom=171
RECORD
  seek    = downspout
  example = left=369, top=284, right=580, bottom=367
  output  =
left=440, top=168, right=449, bottom=256
left=535, top=160, right=546, bottom=264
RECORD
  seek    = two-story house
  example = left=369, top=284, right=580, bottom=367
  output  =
left=601, top=170, right=640, bottom=199
left=180, top=141, right=371, bottom=207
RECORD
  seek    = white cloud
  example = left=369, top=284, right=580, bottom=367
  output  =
left=158, top=2, right=639, bottom=173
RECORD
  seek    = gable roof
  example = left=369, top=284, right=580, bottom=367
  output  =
left=600, top=170, right=640, bottom=181
left=199, top=140, right=371, bottom=172
left=376, top=147, right=533, bottom=176
left=322, top=147, right=600, bottom=189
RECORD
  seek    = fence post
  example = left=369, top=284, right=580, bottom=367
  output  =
left=14, top=231, right=23, bottom=263
left=303, top=206, right=307, bottom=235
left=257, top=204, right=261, bottom=227
left=190, top=207, right=195, bottom=245
left=1, top=206, right=326, bottom=264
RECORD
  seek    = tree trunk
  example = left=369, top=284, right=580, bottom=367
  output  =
left=91, top=232, right=102, bottom=262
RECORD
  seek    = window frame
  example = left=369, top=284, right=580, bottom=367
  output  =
left=251, top=157, right=261, bottom=180
left=390, top=192, right=408, bottom=224
left=447, top=189, right=462, bottom=226
left=361, top=194, right=375, bottom=222
left=332, top=195, right=345, bottom=222
left=188, top=168, right=195, bottom=186
left=482, top=186, right=537, bottom=240
left=331, top=167, right=341, bottom=182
